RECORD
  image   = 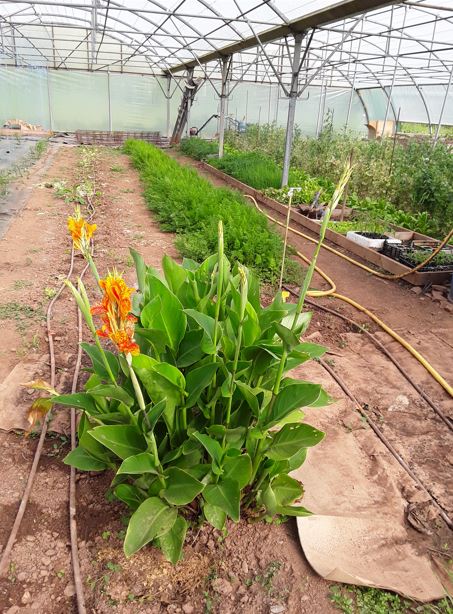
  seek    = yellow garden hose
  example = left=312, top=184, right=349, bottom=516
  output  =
left=333, top=293, right=453, bottom=398
left=245, top=195, right=453, bottom=398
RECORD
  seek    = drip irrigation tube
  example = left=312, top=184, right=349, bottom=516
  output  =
left=0, top=149, right=99, bottom=614
left=245, top=195, right=453, bottom=399
left=0, top=246, right=77, bottom=578
left=318, top=356, right=453, bottom=530
left=302, top=294, right=453, bottom=431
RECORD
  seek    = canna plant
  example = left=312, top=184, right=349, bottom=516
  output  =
left=45, top=161, right=352, bottom=564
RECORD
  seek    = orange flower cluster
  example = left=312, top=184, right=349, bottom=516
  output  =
left=90, top=270, right=140, bottom=356
left=67, top=207, right=96, bottom=254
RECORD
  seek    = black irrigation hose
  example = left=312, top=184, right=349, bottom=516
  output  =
left=302, top=295, right=453, bottom=431
left=318, top=356, right=453, bottom=530
left=0, top=148, right=100, bottom=614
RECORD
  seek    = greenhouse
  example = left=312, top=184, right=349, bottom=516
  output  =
left=0, top=1, right=452, bottom=613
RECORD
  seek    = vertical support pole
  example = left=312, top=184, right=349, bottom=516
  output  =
left=281, top=33, right=303, bottom=188
left=51, top=25, right=56, bottom=68
left=345, top=18, right=363, bottom=130
left=47, top=69, right=53, bottom=132
left=382, top=6, right=406, bottom=139
left=166, top=75, right=171, bottom=139
left=433, top=64, right=453, bottom=147
left=107, top=69, right=112, bottom=131
left=91, top=0, right=97, bottom=69
left=218, top=56, right=230, bottom=159
left=10, top=19, right=17, bottom=67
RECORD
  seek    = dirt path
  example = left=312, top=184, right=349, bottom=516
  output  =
left=0, top=146, right=337, bottom=614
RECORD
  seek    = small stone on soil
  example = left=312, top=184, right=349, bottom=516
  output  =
left=64, top=583, right=76, bottom=597
left=270, top=606, right=286, bottom=614
left=21, top=590, right=32, bottom=604
left=182, top=604, right=194, bottom=614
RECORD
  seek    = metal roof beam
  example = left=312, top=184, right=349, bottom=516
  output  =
left=167, top=0, right=396, bottom=73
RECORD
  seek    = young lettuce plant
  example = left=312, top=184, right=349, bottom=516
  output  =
left=48, top=162, right=351, bottom=564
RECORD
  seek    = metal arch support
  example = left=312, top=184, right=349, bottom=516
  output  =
left=281, top=33, right=303, bottom=188
left=218, top=55, right=231, bottom=159
left=355, top=87, right=370, bottom=124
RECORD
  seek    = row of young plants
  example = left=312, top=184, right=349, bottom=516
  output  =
left=124, top=140, right=301, bottom=284
left=180, top=137, right=441, bottom=237
left=224, top=125, right=453, bottom=238
left=29, top=156, right=352, bottom=564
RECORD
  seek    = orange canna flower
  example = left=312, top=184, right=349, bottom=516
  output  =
left=90, top=270, right=139, bottom=356
left=67, top=206, right=96, bottom=255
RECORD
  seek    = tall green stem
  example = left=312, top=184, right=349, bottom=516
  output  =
left=210, top=221, right=225, bottom=425
left=128, top=362, right=165, bottom=487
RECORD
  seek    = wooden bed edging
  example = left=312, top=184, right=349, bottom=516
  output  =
left=198, top=161, right=450, bottom=286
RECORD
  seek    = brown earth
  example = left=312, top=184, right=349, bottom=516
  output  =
left=0, top=144, right=451, bottom=613
left=0, top=146, right=337, bottom=614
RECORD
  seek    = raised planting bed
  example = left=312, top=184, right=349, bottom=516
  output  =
left=76, top=130, right=170, bottom=147
left=198, top=161, right=451, bottom=286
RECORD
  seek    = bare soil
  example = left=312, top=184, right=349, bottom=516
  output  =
left=0, top=145, right=451, bottom=614
left=0, top=146, right=336, bottom=614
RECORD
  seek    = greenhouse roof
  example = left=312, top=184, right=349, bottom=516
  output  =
left=0, top=0, right=453, bottom=89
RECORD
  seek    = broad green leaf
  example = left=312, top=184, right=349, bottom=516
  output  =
left=176, top=328, right=204, bottom=368
left=157, top=516, right=188, bottom=564
left=184, top=309, right=216, bottom=344
left=145, top=399, right=166, bottom=432
left=163, top=254, right=187, bottom=294
left=162, top=467, right=204, bottom=505
left=242, top=302, right=260, bottom=346
left=235, top=381, right=260, bottom=418
left=81, top=342, right=119, bottom=380
left=63, top=446, right=109, bottom=471
left=276, top=505, right=312, bottom=517
left=141, top=277, right=186, bottom=351
left=204, top=502, right=226, bottom=530
left=271, top=474, right=303, bottom=506
left=124, top=497, right=177, bottom=557
left=296, top=342, right=328, bottom=359
left=204, top=478, right=240, bottom=522
left=89, top=384, right=134, bottom=407
left=266, top=423, right=325, bottom=461
left=114, top=483, right=144, bottom=510
left=281, top=311, right=312, bottom=335
left=263, top=383, right=322, bottom=428
left=117, top=452, right=159, bottom=475
left=130, top=248, right=146, bottom=293
left=222, top=454, right=252, bottom=489
left=192, top=431, right=223, bottom=465
left=134, top=327, right=168, bottom=352
left=89, top=425, right=147, bottom=460
left=261, top=481, right=278, bottom=515
left=79, top=428, right=112, bottom=461
left=274, top=323, right=300, bottom=350
left=55, top=393, right=98, bottom=416
left=185, top=363, right=219, bottom=407
left=288, top=447, right=308, bottom=471
left=133, top=354, right=185, bottom=432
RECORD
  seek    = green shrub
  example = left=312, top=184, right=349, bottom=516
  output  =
left=124, top=140, right=301, bottom=283
left=180, top=137, right=218, bottom=161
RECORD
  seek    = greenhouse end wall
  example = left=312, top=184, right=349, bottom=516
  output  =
left=2, top=66, right=452, bottom=137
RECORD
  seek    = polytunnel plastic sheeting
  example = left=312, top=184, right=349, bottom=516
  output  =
left=49, top=70, right=110, bottom=131
left=357, top=87, right=395, bottom=123
left=0, top=67, right=50, bottom=129
left=109, top=74, right=174, bottom=133
left=189, top=81, right=367, bottom=139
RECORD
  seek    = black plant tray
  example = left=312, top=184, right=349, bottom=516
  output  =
left=381, top=241, right=453, bottom=272
left=356, top=232, right=388, bottom=239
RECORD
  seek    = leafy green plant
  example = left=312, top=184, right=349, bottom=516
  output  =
left=124, top=140, right=301, bottom=284
left=180, top=137, right=218, bottom=161
left=41, top=162, right=352, bottom=564
left=210, top=151, right=286, bottom=190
